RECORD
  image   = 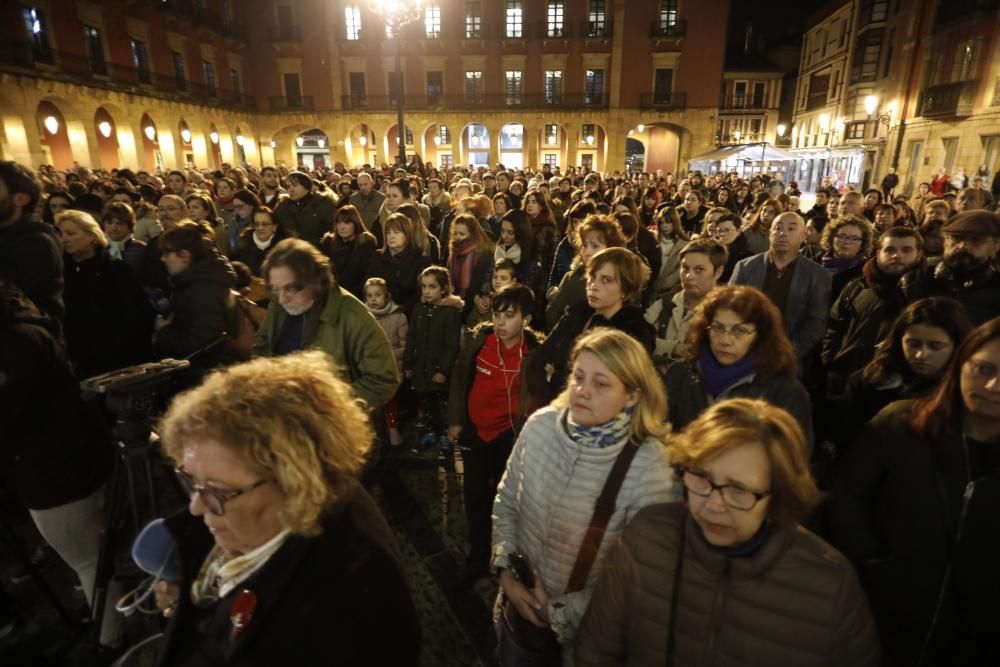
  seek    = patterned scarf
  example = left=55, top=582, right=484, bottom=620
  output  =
left=448, top=239, right=478, bottom=291
left=190, top=529, right=290, bottom=606
left=565, top=407, right=634, bottom=449
left=494, top=242, right=521, bottom=265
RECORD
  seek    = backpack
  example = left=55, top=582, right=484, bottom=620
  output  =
left=226, top=290, right=266, bottom=361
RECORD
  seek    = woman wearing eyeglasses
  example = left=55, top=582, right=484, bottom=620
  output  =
left=819, top=214, right=874, bottom=302
left=661, top=285, right=814, bottom=452
left=575, top=398, right=880, bottom=667
left=829, top=316, right=1000, bottom=666
left=153, top=351, right=420, bottom=665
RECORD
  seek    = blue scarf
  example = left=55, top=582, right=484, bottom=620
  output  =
left=565, top=407, right=633, bottom=449
left=697, top=347, right=756, bottom=397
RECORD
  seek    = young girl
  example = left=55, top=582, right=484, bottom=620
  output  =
left=467, top=258, right=518, bottom=328
left=447, top=213, right=494, bottom=306
left=403, top=266, right=462, bottom=455
left=365, top=277, right=408, bottom=446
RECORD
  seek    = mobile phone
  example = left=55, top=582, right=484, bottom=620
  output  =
left=509, top=552, right=534, bottom=588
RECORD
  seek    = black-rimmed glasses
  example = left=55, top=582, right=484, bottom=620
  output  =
left=174, top=468, right=270, bottom=516
left=681, top=469, right=770, bottom=511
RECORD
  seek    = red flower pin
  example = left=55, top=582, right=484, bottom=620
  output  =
left=229, top=589, right=257, bottom=641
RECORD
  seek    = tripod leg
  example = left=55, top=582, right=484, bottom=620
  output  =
left=90, top=447, right=127, bottom=641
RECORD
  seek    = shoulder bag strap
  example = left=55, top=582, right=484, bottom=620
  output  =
left=564, top=441, right=641, bottom=594
left=665, top=518, right=687, bottom=665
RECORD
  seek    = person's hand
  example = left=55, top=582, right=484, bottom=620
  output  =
left=447, top=425, right=462, bottom=443
left=473, top=295, right=488, bottom=314
left=499, top=569, right=547, bottom=629
left=432, top=371, right=447, bottom=384
left=154, top=314, right=174, bottom=331
left=531, top=570, right=551, bottom=625
left=153, top=580, right=180, bottom=616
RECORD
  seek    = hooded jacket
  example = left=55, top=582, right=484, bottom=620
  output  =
left=0, top=214, right=64, bottom=322
left=0, top=283, right=110, bottom=509
left=272, top=192, right=336, bottom=248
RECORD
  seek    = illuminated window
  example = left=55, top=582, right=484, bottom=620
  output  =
left=506, top=0, right=523, bottom=38
left=424, top=5, right=441, bottom=38
left=465, top=71, right=484, bottom=104
left=547, top=1, right=564, bottom=37
left=545, top=70, right=563, bottom=104
left=505, top=71, right=522, bottom=105
left=465, top=1, right=481, bottom=38
left=345, top=6, right=361, bottom=40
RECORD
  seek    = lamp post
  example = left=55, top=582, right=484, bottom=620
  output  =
left=370, top=0, right=423, bottom=168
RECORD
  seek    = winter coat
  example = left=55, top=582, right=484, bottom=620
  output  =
left=62, top=250, right=153, bottom=378
left=654, top=237, right=684, bottom=298
left=492, top=406, right=681, bottom=656
left=368, top=247, right=433, bottom=316
left=154, top=252, right=236, bottom=371
left=231, top=228, right=288, bottom=277
left=348, top=189, right=386, bottom=232
left=662, top=360, right=814, bottom=453
left=447, top=324, right=541, bottom=430
left=741, top=226, right=771, bottom=256
left=645, top=291, right=691, bottom=363
left=575, top=503, right=880, bottom=667
left=253, top=286, right=399, bottom=409
left=829, top=400, right=1000, bottom=666
left=546, top=264, right=587, bottom=327
left=900, top=261, right=1000, bottom=325
left=826, top=371, right=937, bottom=451
left=523, top=302, right=656, bottom=415
left=372, top=305, right=407, bottom=369
left=272, top=192, right=337, bottom=248
left=156, top=483, right=420, bottom=667
left=403, top=301, right=461, bottom=393
left=822, top=264, right=908, bottom=398
left=0, top=214, right=64, bottom=321
left=320, top=231, right=377, bottom=299
left=133, top=208, right=162, bottom=243
left=548, top=236, right=577, bottom=290
left=0, top=284, right=111, bottom=510
left=720, top=233, right=752, bottom=283
left=729, top=252, right=833, bottom=360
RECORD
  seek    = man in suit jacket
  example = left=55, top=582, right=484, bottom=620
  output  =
left=730, top=212, right=832, bottom=360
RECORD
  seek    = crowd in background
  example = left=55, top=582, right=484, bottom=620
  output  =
left=1, top=152, right=999, bottom=666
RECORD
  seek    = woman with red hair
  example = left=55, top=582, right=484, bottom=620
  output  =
left=661, top=285, right=813, bottom=450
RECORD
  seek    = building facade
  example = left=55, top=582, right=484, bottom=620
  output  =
left=790, top=0, right=1000, bottom=195
left=1, top=0, right=732, bottom=175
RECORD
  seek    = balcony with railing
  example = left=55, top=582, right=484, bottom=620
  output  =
left=918, top=80, right=979, bottom=118
left=0, top=41, right=255, bottom=110
left=339, top=93, right=609, bottom=111
left=269, top=25, right=303, bottom=42
left=719, top=96, right=770, bottom=112
left=268, top=96, right=314, bottom=112
left=640, top=92, right=687, bottom=110
left=650, top=19, right=687, bottom=38
left=805, top=90, right=829, bottom=111
left=130, top=0, right=246, bottom=42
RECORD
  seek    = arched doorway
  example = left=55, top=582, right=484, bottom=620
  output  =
left=500, top=123, right=524, bottom=170
left=539, top=124, right=566, bottom=171
left=94, top=107, right=119, bottom=169
left=461, top=123, right=490, bottom=168
left=346, top=124, right=376, bottom=167
left=207, top=124, right=222, bottom=168
left=178, top=119, right=194, bottom=168
left=139, top=112, right=161, bottom=172
left=385, top=124, right=415, bottom=166
left=37, top=101, right=73, bottom=169
left=643, top=123, right=682, bottom=176
left=422, top=123, right=453, bottom=168
left=296, top=128, right=330, bottom=170
left=625, top=137, right=645, bottom=173
left=576, top=123, right=606, bottom=172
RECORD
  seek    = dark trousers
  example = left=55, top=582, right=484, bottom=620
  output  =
left=462, top=427, right=516, bottom=567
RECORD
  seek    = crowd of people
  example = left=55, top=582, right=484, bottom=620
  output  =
left=1, top=153, right=999, bottom=666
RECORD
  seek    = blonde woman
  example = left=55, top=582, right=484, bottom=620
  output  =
left=577, top=398, right=879, bottom=667
left=56, top=209, right=151, bottom=377
left=153, top=351, right=420, bottom=665
left=493, top=328, right=680, bottom=666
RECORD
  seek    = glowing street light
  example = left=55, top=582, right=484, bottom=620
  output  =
left=143, top=125, right=156, bottom=141
left=98, top=121, right=112, bottom=138
left=296, top=136, right=305, bottom=147
left=370, top=0, right=424, bottom=166
left=317, top=138, right=326, bottom=148
left=210, top=131, right=220, bottom=144
left=777, top=123, right=787, bottom=138
left=636, top=124, right=645, bottom=133
left=44, top=115, right=59, bottom=134
left=358, top=135, right=367, bottom=146
left=864, top=95, right=879, bottom=116
left=180, top=128, right=192, bottom=143
left=235, top=134, right=244, bottom=146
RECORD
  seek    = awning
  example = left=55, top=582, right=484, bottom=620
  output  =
left=688, top=143, right=799, bottom=163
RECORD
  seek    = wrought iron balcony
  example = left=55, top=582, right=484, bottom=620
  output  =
left=640, top=92, right=688, bottom=111
left=268, top=96, right=314, bottom=112
left=918, top=80, right=979, bottom=119
left=719, top=97, right=770, bottom=111
left=339, top=93, right=609, bottom=111
left=650, top=19, right=686, bottom=38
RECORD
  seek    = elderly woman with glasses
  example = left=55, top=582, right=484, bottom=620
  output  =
left=575, top=398, right=880, bottom=667
left=153, top=351, right=420, bottom=665
left=661, top=285, right=814, bottom=452
left=232, top=206, right=287, bottom=277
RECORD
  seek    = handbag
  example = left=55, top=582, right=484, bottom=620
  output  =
left=497, top=440, right=641, bottom=666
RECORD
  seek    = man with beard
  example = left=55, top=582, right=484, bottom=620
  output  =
left=822, top=227, right=924, bottom=397
left=901, top=210, right=1000, bottom=325
left=0, top=161, right=63, bottom=322
left=258, top=165, right=287, bottom=207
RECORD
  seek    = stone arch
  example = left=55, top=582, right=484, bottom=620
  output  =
left=640, top=122, right=688, bottom=176
left=459, top=122, right=490, bottom=168
left=345, top=123, right=377, bottom=167
left=36, top=100, right=74, bottom=169
left=499, top=122, right=525, bottom=170
left=268, top=123, right=313, bottom=168
left=537, top=123, right=568, bottom=171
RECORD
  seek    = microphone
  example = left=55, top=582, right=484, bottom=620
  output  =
left=116, top=518, right=182, bottom=616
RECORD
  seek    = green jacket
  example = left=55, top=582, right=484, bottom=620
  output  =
left=252, top=286, right=399, bottom=409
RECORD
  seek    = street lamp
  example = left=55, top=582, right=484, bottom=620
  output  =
left=43, top=115, right=59, bottom=135
left=777, top=123, right=787, bottom=138
left=370, top=0, right=424, bottom=167
left=733, top=130, right=742, bottom=144
left=864, top=95, right=878, bottom=116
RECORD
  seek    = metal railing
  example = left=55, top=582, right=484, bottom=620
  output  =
left=650, top=19, right=687, bottom=38
left=339, top=93, right=609, bottom=111
left=268, top=96, right=315, bottom=112
left=918, top=80, right=980, bottom=118
left=0, top=41, right=255, bottom=110
left=719, top=97, right=770, bottom=110
left=131, top=0, right=246, bottom=42
left=640, top=92, right=688, bottom=110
